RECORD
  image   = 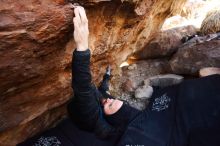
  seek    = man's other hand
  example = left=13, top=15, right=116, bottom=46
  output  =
left=73, top=6, right=89, bottom=51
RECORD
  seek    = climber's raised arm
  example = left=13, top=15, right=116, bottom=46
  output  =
left=71, top=6, right=92, bottom=91
left=69, top=6, right=100, bottom=131
left=69, top=5, right=125, bottom=139
left=73, top=6, right=89, bottom=52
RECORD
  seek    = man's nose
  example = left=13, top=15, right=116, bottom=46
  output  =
left=107, top=98, right=112, bottom=103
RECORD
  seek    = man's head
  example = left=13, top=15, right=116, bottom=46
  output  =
left=102, top=98, right=123, bottom=115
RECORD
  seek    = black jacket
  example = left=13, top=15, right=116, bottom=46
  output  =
left=67, top=49, right=122, bottom=140
left=117, top=74, right=220, bottom=146
left=68, top=49, right=220, bottom=146
left=68, top=49, right=100, bottom=131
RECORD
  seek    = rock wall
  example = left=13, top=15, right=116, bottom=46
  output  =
left=88, top=0, right=187, bottom=82
left=0, top=0, right=186, bottom=145
left=0, top=1, right=74, bottom=145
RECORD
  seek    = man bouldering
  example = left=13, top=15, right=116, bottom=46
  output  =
left=67, top=5, right=220, bottom=146
left=18, top=5, right=220, bottom=146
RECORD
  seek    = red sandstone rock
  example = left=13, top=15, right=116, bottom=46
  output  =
left=0, top=0, right=74, bottom=145
left=84, top=0, right=187, bottom=83
left=0, top=0, right=187, bottom=145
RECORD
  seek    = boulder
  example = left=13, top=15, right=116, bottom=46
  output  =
left=128, top=64, right=137, bottom=70
left=201, top=9, right=220, bottom=35
left=170, top=39, right=220, bottom=75
left=119, top=59, right=171, bottom=92
left=144, top=74, right=184, bottom=88
left=131, top=25, right=197, bottom=60
left=110, top=59, right=170, bottom=110
left=135, top=85, right=153, bottom=99
left=122, top=79, right=137, bottom=93
left=0, top=1, right=73, bottom=145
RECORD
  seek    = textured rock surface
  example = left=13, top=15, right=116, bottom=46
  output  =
left=131, top=25, right=197, bottom=59
left=170, top=39, right=220, bottom=75
left=162, top=0, right=220, bottom=31
left=134, top=85, right=153, bottom=99
left=87, top=0, right=187, bottom=83
left=0, top=104, right=67, bottom=146
left=111, top=59, right=170, bottom=110
left=0, top=0, right=74, bottom=145
left=201, top=9, right=220, bottom=35
left=0, top=0, right=187, bottom=145
left=144, top=74, right=184, bottom=87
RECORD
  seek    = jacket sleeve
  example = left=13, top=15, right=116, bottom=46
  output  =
left=72, top=49, right=92, bottom=92
left=71, top=49, right=99, bottom=129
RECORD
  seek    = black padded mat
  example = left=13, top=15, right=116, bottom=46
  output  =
left=17, top=118, right=117, bottom=146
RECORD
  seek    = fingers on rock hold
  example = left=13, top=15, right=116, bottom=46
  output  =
left=78, top=7, right=88, bottom=24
